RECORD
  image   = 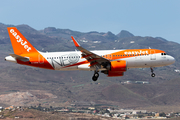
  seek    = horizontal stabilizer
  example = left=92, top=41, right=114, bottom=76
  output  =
left=9, top=54, right=29, bottom=62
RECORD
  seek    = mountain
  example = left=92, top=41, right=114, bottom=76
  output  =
left=0, top=23, right=180, bottom=111
left=116, top=30, right=134, bottom=38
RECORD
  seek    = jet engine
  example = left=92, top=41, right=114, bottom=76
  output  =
left=105, top=60, right=127, bottom=77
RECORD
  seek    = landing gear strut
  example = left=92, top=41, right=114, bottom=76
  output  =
left=150, top=68, right=155, bottom=77
left=92, top=71, right=99, bottom=81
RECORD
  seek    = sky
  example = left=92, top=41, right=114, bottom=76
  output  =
left=1, top=0, right=180, bottom=43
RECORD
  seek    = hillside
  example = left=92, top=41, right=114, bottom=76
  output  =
left=0, top=23, right=180, bottom=111
left=1, top=108, right=114, bottom=120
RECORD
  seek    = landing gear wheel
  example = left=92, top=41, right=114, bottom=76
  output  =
left=94, top=72, right=99, bottom=78
left=151, top=73, right=155, bottom=77
left=92, top=76, right=98, bottom=81
left=92, top=72, right=99, bottom=81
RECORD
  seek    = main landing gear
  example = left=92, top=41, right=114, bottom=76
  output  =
left=92, top=71, right=99, bottom=81
left=150, top=68, right=155, bottom=77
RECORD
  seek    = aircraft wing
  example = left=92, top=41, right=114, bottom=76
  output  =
left=9, top=54, right=29, bottom=62
left=71, top=36, right=110, bottom=67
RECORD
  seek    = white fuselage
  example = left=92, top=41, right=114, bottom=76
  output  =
left=5, top=27, right=176, bottom=80
left=40, top=50, right=175, bottom=71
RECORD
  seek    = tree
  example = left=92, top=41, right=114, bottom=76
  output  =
left=159, top=112, right=166, bottom=117
left=138, top=114, right=144, bottom=118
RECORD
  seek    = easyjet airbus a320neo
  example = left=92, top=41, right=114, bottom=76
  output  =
left=5, top=27, right=175, bottom=81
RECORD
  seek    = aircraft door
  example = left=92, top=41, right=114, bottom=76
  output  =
left=38, top=54, right=44, bottom=64
left=150, top=50, right=156, bottom=60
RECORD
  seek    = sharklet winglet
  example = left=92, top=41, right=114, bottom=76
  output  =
left=71, top=36, right=80, bottom=47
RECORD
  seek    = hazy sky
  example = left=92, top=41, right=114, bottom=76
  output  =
left=1, top=0, right=180, bottom=43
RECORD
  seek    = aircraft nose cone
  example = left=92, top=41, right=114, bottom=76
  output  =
left=168, top=56, right=175, bottom=64
left=172, top=57, right=175, bottom=63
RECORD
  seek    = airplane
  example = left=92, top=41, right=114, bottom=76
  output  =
left=5, top=27, right=175, bottom=81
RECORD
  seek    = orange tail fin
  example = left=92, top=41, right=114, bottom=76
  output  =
left=7, top=27, right=38, bottom=55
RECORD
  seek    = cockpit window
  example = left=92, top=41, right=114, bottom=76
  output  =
left=161, top=53, right=167, bottom=55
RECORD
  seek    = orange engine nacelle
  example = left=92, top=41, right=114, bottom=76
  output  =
left=110, top=60, right=127, bottom=72
left=107, top=60, right=127, bottom=77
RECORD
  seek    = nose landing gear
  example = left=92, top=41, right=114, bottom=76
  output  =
left=150, top=68, right=155, bottom=77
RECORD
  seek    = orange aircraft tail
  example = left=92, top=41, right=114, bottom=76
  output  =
left=7, top=27, right=38, bottom=55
